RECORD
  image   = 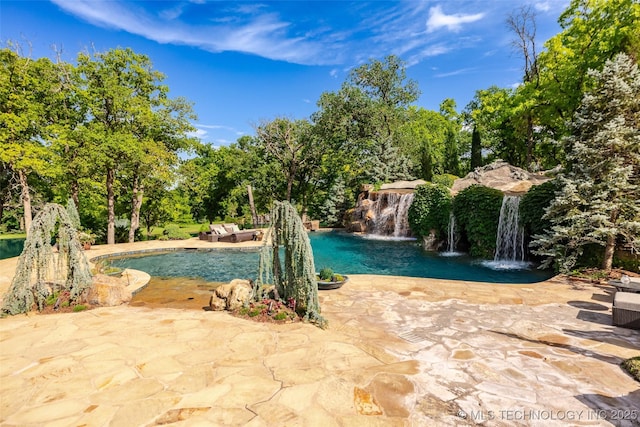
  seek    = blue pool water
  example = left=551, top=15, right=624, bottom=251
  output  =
left=0, top=238, right=25, bottom=260
left=107, top=232, right=553, bottom=284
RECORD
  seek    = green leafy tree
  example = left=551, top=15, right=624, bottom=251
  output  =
left=76, top=47, right=194, bottom=244
left=397, top=106, right=449, bottom=180
left=532, top=53, right=640, bottom=272
left=535, top=0, right=640, bottom=139
left=255, top=117, right=322, bottom=208
left=313, top=55, right=419, bottom=186
left=0, top=47, right=59, bottom=234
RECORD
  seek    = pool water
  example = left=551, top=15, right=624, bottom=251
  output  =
left=108, top=232, right=553, bottom=284
left=0, top=238, right=25, bottom=260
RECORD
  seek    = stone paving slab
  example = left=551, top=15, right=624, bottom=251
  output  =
left=1, top=239, right=639, bottom=426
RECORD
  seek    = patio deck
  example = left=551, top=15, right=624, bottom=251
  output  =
left=0, top=239, right=638, bottom=425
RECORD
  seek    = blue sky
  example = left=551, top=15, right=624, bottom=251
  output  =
left=1, top=0, right=568, bottom=147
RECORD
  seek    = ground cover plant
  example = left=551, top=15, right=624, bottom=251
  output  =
left=621, top=357, right=640, bottom=382
left=232, top=298, right=299, bottom=324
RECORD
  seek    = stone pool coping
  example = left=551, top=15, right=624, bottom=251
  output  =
left=1, top=238, right=639, bottom=425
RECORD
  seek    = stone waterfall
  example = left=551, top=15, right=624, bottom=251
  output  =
left=492, top=195, right=526, bottom=265
left=370, top=192, right=415, bottom=237
left=348, top=189, right=416, bottom=238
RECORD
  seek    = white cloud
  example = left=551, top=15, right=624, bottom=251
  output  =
left=423, top=44, right=451, bottom=57
left=426, top=5, right=484, bottom=33
left=434, top=67, right=476, bottom=78
left=48, top=0, right=492, bottom=68
left=50, top=0, right=333, bottom=65
left=187, top=128, right=208, bottom=139
left=534, top=2, right=551, bottom=12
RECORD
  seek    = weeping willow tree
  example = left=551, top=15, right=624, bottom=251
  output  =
left=257, top=201, right=326, bottom=327
left=1, top=203, right=93, bottom=315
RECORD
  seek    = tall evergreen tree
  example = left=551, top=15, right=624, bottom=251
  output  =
left=470, top=126, right=483, bottom=170
left=443, top=127, right=461, bottom=176
left=532, top=53, right=640, bottom=272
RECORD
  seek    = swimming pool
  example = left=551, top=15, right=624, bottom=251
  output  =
left=0, top=238, right=25, bottom=260
left=107, top=232, right=553, bottom=284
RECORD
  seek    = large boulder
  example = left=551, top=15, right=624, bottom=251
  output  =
left=209, top=279, right=254, bottom=311
left=226, top=279, right=253, bottom=310
left=85, top=274, right=132, bottom=307
left=379, top=179, right=427, bottom=190
left=451, top=161, right=551, bottom=195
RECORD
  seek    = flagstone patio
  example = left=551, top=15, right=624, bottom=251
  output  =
left=0, top=239, right=638, bottom=426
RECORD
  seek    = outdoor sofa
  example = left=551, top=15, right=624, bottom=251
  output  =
left=199, top=223, right=262, bottom=243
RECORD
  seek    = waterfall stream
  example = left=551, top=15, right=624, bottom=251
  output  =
left=369, top=192, right=415, bottom=238
left=483, top=195, right=529, bottom=270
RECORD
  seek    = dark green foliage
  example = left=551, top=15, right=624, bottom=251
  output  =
left=432, top=174, right=459, bottom=189
left=614, top=250, right=639, bottom=273
left=470, top=126, right=483, bottom=170
left=319, top=267, right=334, bottom=281
left=519, top=180, right=559, bottom=236
left=443, top=127, right=461, bottom=176
left=452, top=185, right=504, bottom=257
left=622, top=357, right=640, bottom=382
left=408, top=184, right=452, bottom=239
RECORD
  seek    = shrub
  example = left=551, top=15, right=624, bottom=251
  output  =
left=163, top=224, right=191, bottom=240
left=432, top=174, right=459, bottom=189
left=520, top=180, right=559, bottom=237
left=408, top=183, right=452, bottom=239
left=452, top=185, right=504, bottom=257
left=319, top=267, right=334, bottom=281
left=73, top=304, right=87, bottom=312
left=274, top=312, right=288, bottom=321
left=622, top=357, right=640, bottom=382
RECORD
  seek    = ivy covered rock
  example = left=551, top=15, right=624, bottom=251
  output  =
left=407, top=183, right=452, bottom=246
left=452, top=185, right=504, bottom=258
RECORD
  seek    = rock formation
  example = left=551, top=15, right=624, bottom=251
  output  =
left=85, top=274, right=132, bottom=307
left=451, top=161, right=551, bottom=195
left=208, top=279, right=253, bottom=311
left=347, top=180, right=425, bottom=237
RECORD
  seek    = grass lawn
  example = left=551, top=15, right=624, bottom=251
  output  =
left=144, top=223, right=207, bottom=239
left=0, top=233, right=26, bottom=240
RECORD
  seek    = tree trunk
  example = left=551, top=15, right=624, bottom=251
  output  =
left=247, top=185, right=258, bottom=227
left=602, top=234, right=615, bottom=272
left=18, top=169, right=32, bottom=236
left=129, top=174, right=144, bottom=243
left=602, top=209, right=619, bottom=272
left=106, top=168, right=115, bottom=245
left=70, top=177, right=79, bottom=208
left=0, top=186, right=7, bottom=225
